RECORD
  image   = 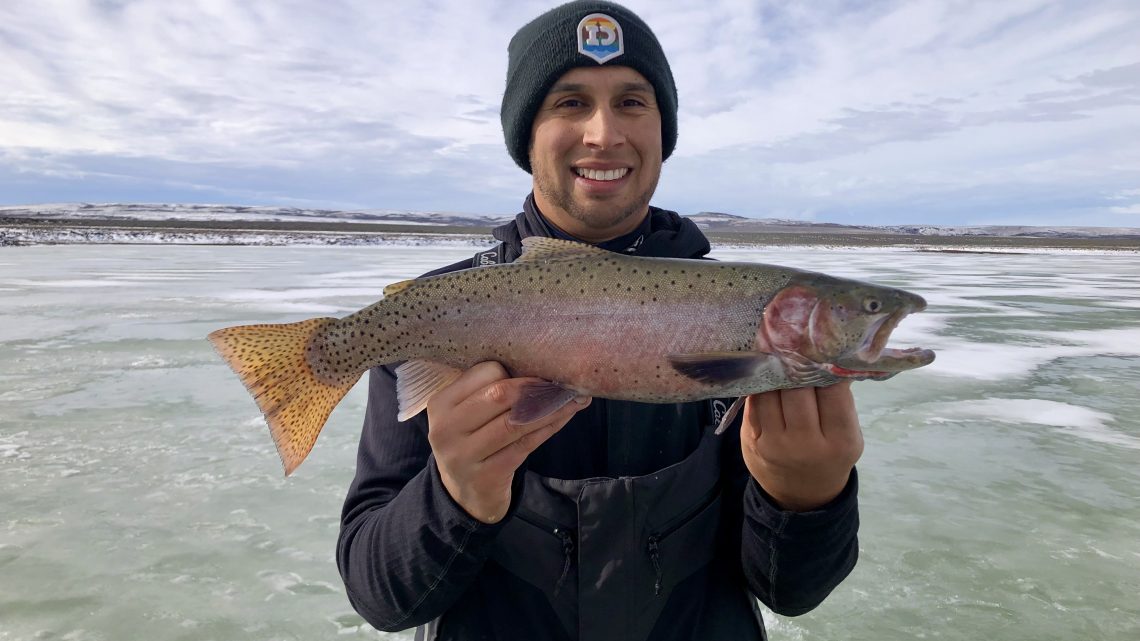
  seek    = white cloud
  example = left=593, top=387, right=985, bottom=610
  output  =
left=0, top=0, right=1138, bottom=225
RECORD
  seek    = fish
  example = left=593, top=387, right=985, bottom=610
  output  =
left=208, top=237, right=935, bottom=475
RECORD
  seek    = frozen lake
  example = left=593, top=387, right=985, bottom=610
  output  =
left=1, top=244, right=1138, bottom=640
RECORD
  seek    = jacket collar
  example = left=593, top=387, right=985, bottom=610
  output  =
left=492, top=193, right=711, bottom=262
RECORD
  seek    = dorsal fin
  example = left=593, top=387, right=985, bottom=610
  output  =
left=516, top=237, right=611, bottom=263
left=383, top=279, right=416, bottom=297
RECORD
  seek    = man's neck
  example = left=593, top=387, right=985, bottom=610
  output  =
left=523, top=194, right=651, bottom=254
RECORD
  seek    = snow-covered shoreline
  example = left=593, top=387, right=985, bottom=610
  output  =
left=4, top=202, right=1139, bottom=240
left=4, top=225, right=1136, bottom=255
left=0, top=225, right=495, bottom=248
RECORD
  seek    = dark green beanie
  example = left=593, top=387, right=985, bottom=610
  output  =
left=501, top=0, right=679, bottom=173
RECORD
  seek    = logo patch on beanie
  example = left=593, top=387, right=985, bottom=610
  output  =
left=577, top=13, right=623, bottom=64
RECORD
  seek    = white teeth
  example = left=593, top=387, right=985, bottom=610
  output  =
left=576, top=167, right=629, bottom=181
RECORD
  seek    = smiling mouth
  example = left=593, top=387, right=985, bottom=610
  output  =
left=574, top=167, right=630, bottom=181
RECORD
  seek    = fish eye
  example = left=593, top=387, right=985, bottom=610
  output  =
left=863, top=298, right=882, bottom=313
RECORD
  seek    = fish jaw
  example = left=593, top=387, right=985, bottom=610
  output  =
left=831, top=291, right=934, bottom=375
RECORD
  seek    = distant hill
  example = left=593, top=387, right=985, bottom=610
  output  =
left=2, top=203, right=1139, bottom=239
left=687, top=211, right=1140, bottom=239
left=0, top=203, right=512, bottom=228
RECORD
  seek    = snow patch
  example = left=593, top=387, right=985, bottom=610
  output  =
left=925, top=398, right=1138, bottom=450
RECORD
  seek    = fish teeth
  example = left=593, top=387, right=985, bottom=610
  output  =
left=575, top=167, right=629, bottom=181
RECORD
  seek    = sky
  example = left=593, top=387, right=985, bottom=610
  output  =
left=2, top=0, right=1139, bottom=227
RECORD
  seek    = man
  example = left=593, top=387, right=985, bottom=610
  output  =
left=338, top=2, right=861, bottom=639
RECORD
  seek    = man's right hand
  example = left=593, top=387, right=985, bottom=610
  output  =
left=426, top=361, right=591, bottom=524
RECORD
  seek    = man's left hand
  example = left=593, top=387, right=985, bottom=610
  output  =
left=740, top=381, right=864, bottom=512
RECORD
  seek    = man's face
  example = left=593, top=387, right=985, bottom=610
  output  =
left=529, top=65, right=663, bottom=243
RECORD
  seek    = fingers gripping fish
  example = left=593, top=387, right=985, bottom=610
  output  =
left=208, top=238, right=935, bottom=475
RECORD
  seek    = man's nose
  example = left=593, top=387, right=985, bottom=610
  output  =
left=582, top=106, right=625, bottom=149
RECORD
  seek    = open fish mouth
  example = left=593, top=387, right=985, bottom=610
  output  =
left=828, top=305, right=935, bottom=379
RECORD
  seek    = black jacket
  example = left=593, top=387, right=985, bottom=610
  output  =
left=337, top=201, right=859, bottom=640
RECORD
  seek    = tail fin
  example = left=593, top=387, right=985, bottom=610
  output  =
left=207, top=318, right=363, bottom=476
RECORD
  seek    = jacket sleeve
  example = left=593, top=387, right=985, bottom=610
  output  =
left=724, top=424, right=860, bottom=616
left=336, top=365, right=522, bottom=632
left=741, top=469, right=859, bottom=615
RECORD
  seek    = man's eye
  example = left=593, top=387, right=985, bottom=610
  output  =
left=557, top=99, right=585, bottom=108
left=621, top=98, right=647, bottom=107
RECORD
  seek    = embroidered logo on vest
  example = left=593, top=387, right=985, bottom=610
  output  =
left=577, top=13, right=624, bottom=64
left=711, top=399, right=728, bottom=426
left=476, top=249, right=499, bottom=266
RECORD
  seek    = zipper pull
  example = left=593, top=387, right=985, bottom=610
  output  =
left=647, top=535, right=662, bottom=597
left=554, top=528, right=574, bottom=596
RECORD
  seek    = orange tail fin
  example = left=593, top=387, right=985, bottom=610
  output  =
left=207, top=318, right=363, bottom=475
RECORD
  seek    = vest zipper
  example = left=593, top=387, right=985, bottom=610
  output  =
left=647, top=535, right=662, bottom=596
left=554, top=527, right=574, bottom=596
left=516, top=509, right=575, bottom=596
left=645, top=485, right=722, bottom=598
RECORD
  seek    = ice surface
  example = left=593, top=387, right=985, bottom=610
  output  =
left=1, top=244, right=1138, bottom=641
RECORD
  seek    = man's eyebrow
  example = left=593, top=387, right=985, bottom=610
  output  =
left=547, top=81, right=656, bottom=95
left=619, top=81, right=655, bottom=95
left=548, top=82, right=587, bottom=94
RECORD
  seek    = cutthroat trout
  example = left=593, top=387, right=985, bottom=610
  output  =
left=209, top=238, right=935, bottom=474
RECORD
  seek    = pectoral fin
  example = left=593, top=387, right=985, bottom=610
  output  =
left=507, top=381, right=579, bottom=425
left=395, top=360, right=464, bottom=422
left=667, top=352, right=776, bottom=385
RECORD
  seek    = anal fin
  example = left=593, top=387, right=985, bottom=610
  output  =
left=395, top=360, right=464, bottom=422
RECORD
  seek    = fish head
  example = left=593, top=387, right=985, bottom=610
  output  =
left=758, top=277, right=935, bottom=380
